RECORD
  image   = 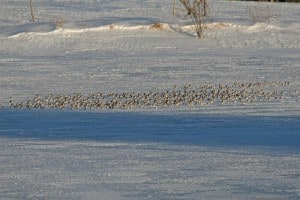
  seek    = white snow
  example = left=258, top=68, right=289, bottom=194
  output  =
left=0, top=0, right=299, bottom=199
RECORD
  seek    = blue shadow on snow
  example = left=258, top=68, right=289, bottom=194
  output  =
left=0, top=109, right=299, bottom=149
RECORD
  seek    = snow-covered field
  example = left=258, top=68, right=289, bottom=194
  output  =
left=0, top=0, right=299, bottom=199
left=1, top=110, right=300, bottom=199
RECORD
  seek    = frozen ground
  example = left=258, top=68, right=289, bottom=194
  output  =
left=0, top=0, right=299, bottom=199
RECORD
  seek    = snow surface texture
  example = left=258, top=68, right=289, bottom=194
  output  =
left=0, top=0, right=300, bottom=199
left=1, top=110, right=300, bottom=200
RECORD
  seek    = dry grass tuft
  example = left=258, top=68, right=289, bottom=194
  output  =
left=150, top=23, right=165, bottom=30
left=54, top=18, right=65, bottom=29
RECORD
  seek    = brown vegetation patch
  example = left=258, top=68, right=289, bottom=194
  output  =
left=150, top=23, right=165, bottom=31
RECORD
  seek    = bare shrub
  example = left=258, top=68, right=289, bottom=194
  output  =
left=248, top=3, right=276, bottom=23
left=173, top=0, right=208, bottom=38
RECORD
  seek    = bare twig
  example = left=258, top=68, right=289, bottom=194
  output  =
left=173, top=0, right=176, bottom=22
left=29, top=0, right=35, bottom=22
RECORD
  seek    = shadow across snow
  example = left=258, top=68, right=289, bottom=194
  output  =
left=0, top=22, right=57, bottom=37
left=2, top=18, right=162, bottom=37
left=0, top=109, right=299, bottom=149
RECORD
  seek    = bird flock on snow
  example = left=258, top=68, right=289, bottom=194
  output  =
left=2, top=81, right=297, bottom=110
